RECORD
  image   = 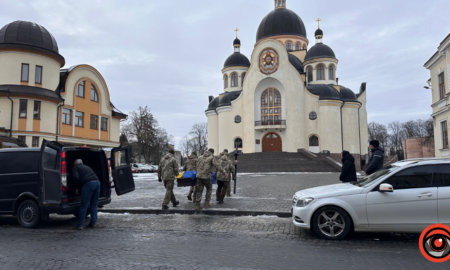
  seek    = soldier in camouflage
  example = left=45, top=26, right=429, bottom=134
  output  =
left=222, top=149, right=237, bottom=197
left=216, top=154, right=236, bottom=204
left=184, top=151, right=198, bottom=202
left=157, top=149, right=180, bottom=210
left=195, top=149, right=227, bottom=210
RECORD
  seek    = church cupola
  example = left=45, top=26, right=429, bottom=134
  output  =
left=315, top=18, right=323, bottom=44
left=234, top=28, right=241, bottom=52
left=274, top=0, right=286, bottom=9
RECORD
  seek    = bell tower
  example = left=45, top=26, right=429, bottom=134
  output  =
left=274, top=0, right=286, bottom=9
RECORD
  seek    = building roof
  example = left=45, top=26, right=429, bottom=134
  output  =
left=218, top=91, right=242, bottom=107
left=0, top=84, right=63, bottom=102
left=305, top=43, right=336, bottom=61
left=288, top=53, right=304, bottom=74
left=256, top=8, right=307, bottom=42
left=315, top=28, right=323, bottom=37
left=223, top=52, right=251, bottom=69
left=206, top=96, right=220, bottom=111
left=306, top=84, right=360, bottom=103
left=339, top=85, right=359, bottom=102
left=233, top=38, right=241, bottom=46
left=0, top=21, right=65, bottom=65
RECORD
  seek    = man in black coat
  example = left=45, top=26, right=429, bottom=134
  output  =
left=340, top=151, right=357, bottom=183
left=365, top=140, right=385, bottom=175
left=71, top=159, right=100, bottom=230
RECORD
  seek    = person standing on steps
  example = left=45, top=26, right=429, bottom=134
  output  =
left=158, top=149, right=180, bottom=210
left=71, top=159, right=100, bottom=230
left=195, top=149, right=227, bottom=210
left=184, top=151, right=198, bottom=202
left=216, top=154, right=236, bottom=204
left=365, top=140, right=385, bottom=176
left=339, top=151, right=357, bottom=184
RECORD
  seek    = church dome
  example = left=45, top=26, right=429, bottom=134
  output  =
left=305, top=43, right=336, bottom=61
left=288, top=54, right=304, bottom=74
left=223, top=52, right=250, bottom=69
left=315, top=28, right=323, bottom=37
left=256, top=8, right=307, bottom=42
left=206, top=96, right=220, bottom=111
left=306, top=84, right=340, bottom=100
left=0, top=21, right=64, bottom=64
left=218, top=91, right=242, bottom=107
left=233, top=38, right=241, bottom=46
left=339, top=86, right=358, bottom=102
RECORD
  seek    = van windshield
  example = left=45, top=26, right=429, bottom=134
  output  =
left=355, top=166, right=402, bottom=188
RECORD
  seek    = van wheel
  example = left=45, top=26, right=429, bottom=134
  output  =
left=311, top=206, right=352, bottom=240
left=17, top=200, right=41, bottom=228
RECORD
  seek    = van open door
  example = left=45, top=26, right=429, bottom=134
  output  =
left=110, top=146, right=135, bottom=196
left=38, top=139, right=63, bottom=206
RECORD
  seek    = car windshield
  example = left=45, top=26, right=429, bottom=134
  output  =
left=355, top=165, right=402, bottom=187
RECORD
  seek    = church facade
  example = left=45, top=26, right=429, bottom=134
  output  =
left=206, top=0, right=368, bottom=162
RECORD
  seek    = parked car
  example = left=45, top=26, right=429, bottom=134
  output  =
left=0, top=140, right=135, bottom=228
left=292, top=158, right=450, bottom=240
left=131, top=164, right=149, bottom=173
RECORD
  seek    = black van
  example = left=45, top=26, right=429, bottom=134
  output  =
left=0, top=139, right=135, bottom=228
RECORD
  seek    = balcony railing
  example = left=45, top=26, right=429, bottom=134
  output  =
left=255, top=120, right=286, bottom=126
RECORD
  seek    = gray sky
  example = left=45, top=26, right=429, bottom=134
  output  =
left=1, top=0, right=448, bottom=148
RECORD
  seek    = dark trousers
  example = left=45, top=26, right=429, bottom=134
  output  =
left=77, top=181, right=100, bottom=228
left=216, top=180, right=230, bottom=201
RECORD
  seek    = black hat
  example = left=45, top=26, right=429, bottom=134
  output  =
left=208, top=148, right=215, bottom=154
left=369, top=140, right=380, bottom=148
left=342, top=151, right=350, bottom=156
left=223, top=149, right=229, bottom=153
left=169, top=149, right=175, bottom=155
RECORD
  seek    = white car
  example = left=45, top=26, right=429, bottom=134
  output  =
left=292, top=158, right=450, bottom=240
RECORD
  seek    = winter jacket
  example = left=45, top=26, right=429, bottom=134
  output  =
left=339, top=153, right=357, bottom=182
left=196, top=150, right=226, bottom=180
left=366, top=147, right=385, bottom=175
left=183, top=155, right=198, bottom=171
left=216, top=155, right=236, bottom=181
left=71, top=164, right=99, bottom=190
left=157, top=153, right=179, bottom=181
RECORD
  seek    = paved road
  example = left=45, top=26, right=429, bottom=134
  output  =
left=0, top=213, right=446, bottom=270
left=106, top=173, right=341, bottom=212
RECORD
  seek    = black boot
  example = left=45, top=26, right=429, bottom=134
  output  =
left=218, top=201, right=224, bottom=204
left=173, top=201, right=180, bottom=207
left=162, top=205, right=169, bottom=210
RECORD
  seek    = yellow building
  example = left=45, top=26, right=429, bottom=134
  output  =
left=424, top=33, right=450, bottom=157
left=0, top=21, right=126, bottom=148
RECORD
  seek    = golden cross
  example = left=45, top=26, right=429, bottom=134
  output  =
left=234, top=28, right=239, bottom=38
left=316, top=18, right=321, bottom=28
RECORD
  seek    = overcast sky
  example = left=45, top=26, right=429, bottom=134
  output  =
left=1, top=0, right=448, bottom=148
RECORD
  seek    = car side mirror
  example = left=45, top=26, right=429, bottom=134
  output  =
left=379, top=183, right=393, bottom=193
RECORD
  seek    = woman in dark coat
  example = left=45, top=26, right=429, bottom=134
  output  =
left=340, top=151, right=357, bottom=183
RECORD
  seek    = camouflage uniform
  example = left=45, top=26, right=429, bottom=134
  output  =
left=216, top=155, right=236, bottom=202
left=195, top=150, right=226, bottom=208
left=183, top=154, right=198, bottom=201
left=157, top=153, right=179, bottom=206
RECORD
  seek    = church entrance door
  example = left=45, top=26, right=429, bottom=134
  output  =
left=262, top=133, right=282, bottom=152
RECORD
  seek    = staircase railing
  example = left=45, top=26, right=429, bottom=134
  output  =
left=255, top=120, right=286, bottom=126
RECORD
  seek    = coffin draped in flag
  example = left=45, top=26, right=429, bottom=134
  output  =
left=176, top=171, right=196, bottom=187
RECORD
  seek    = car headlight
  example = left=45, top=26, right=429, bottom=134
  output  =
left=296, top=197, right=314, bottom=207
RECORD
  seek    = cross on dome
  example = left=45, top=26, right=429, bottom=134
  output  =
left=235, top=28, right=239, bottom=39
left=316, top=18, right=321, bottom=29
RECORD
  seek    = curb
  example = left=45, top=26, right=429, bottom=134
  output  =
left=99, top=209, right=292, bottom=218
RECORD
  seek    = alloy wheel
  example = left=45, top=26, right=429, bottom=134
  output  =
left=317, top=210, right=346, bottom=237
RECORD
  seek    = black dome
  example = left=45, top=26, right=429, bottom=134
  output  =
left=339, top=86, right=358, bottom=102
left=233, top=38, right=241, bottom=45
left=219, top=91, right=242, bottom=107
left=288, top=54, right=304, bottom=74
left=206, top=96, right=220, bottom=111
left=305, top=43, right=336, bottom=61
left=315, top=28, right=323, bottom=37
left=223, top=52, right=250, bottom=69
left=306, top=84, right=340, bottom=100
left=0, top=21, right=64, bottom=64
left=256, top=8, right=307, bottom=42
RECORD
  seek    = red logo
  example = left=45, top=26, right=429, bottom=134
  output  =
left=419, top=224, right=450, bottom=263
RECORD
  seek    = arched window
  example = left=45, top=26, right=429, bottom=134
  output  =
left=76, top=81, right=84, bottom=97
left=224, top=74, right=228, bottom=89
left=261, top=88, right=282, bottom=125
left=303, top=45, right=307, bottom=50
left=231, top=73, right=238, bottom=87
left=295, top=43, right=300, bottom=50
left=317, top=65, right=325, bottom=80
left=91, top=85, right=98, bottom=102
left=241, top=72, right=246, bottom=85
left=234, top=138, right=243, bottom=149
left=307, top=67, right=313, bottom=82
left=286, top=42, right=292, bottom=50
left=309, top=135, right=319, bottom=147
left=328, top=65, right=334, bottom=80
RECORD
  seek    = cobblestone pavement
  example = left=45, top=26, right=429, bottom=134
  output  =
left=105, top=173, right=341, bottom=212
left=0, top=213, right=446, bottom=270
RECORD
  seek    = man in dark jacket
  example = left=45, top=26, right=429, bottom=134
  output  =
left=71, top=159, right=100, bottom=230
left=365, top=140, right=385, bottom=175
left=340, top=151, right=357, bottom=183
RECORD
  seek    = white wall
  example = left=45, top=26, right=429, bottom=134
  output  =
left=207, top=112, right=219, bottom=151
left=217, top=92, right=244, bottom=152
left=342, top=104, right=360, bottom=154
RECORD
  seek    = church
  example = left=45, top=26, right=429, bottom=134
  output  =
left=205, top=0, right=368, bottom=164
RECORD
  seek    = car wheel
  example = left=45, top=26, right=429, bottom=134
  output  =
left=17, top=200, right=41, bottom=229
left=312, top=206, right=352, bottom=240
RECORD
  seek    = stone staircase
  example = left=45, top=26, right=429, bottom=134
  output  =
left=234, top=152, right=340, bottom=173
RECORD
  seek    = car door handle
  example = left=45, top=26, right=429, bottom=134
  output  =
left=417, top=193, right=432, bottom=198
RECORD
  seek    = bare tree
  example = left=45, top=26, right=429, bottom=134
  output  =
left=179, top=135, right=193, bottom=158
left=151, top=127, right=174, bottom=164
left=189, top=122, right=208, bottom=155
